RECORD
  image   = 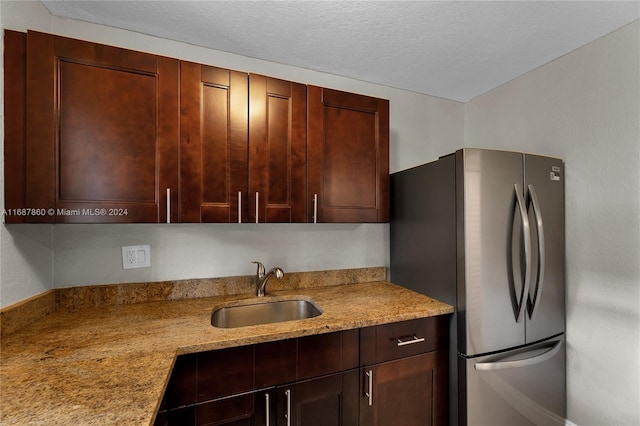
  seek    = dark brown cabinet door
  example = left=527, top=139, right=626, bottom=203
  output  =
left=360, top=351, right=448, bottom=426
left=25, top=31, right=179, bottom=223
left=278, top=370, right=359, bottom=426
left=3, top=30, right=27, bottom=224
left=180, top=62, right=249, bottom=223
left=156, top=390, right=273, bottom=426
left=249, top=75, right=307, bottom=223
left=308, top=86, right=389, bottom=223
left=194, top=390, right=272, bottom=426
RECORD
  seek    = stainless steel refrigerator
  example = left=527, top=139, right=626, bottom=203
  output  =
left=390, top=148, right=566, bottom=426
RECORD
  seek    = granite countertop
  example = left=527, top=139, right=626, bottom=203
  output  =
left=0, top=278, right=453, bottom=425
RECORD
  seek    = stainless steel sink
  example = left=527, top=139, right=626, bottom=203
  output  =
left=211, top=297, right=322, bottom=328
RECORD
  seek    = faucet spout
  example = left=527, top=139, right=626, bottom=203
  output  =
left=252, top=261, right=284, bottom=297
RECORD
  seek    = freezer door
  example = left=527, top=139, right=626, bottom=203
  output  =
left=524, top=154, right=566, bottom=343
left=457, top=149, right=527, bottom=356
left=460, top=335, right=566, bottom=426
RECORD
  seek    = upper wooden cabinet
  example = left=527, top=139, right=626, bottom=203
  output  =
left=3, top=31, right=27, bottom=224
left=24, top=31, right=179, bottom=223
left=179, top=62, right=248, bottom=223
left=179, top=68, right=307, bottom=224
left=308, top=86, right=390, bottom=223
left=249, top=74, right=307, bottom=223
left=4, top=30, right=389, bottom=224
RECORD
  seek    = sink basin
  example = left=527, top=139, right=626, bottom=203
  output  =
left=211, top=297, right=322, bottom=328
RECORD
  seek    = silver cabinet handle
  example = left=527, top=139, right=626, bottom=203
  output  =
left=166, top=188, right=171, bottom=224
left=312, top=193, right=318, bottom=224
left=475, top=339, right=562, bottom=371
left=238, top=191, right=242, bottom=224
left=513, top=183, right=532, bottom=324
left=396, top=335, right=426, bottom=347
left=365, top=370, right=373, bottom=406
left=284, top=388, right=291, bottom=426
left=265, top=393, right=270, bottom=426
left=527, top=184, right=545, bottom=319
left=255, top=191, right=259, bottom=224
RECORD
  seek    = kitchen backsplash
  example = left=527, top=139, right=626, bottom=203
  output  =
left=0, top=267, right=386, bottom=336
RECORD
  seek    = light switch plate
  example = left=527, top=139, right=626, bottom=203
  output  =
left=122, top=245, right=151, bottom=269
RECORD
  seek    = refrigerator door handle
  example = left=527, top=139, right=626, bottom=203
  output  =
left=474, top=339, right=562, bottom=371
left=527, top=184, right=545, bottom=319
left=514, top=183, right=532, bottom=323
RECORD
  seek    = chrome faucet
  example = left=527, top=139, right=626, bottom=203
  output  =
left=252, top=261, right=284, bottom=297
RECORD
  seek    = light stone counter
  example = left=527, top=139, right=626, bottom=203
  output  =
left=0, top=271, right=453, bottom=425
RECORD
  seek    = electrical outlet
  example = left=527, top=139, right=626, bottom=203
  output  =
left=122, top=245, right=151, bottom=269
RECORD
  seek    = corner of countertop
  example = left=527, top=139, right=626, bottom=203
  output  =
left=0, top=289, right=57, bottom=337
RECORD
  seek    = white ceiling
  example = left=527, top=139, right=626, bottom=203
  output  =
left=41, top=1, right=639, bottom=102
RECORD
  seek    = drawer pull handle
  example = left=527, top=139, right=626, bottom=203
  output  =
left=255, top=192, right=259, bottom=223
left=365, top=370, right=373, bottom=406
left=396, top=335, right=426, bottom=347
left=284, top=388, right=291, bottom=426
left=313, top=193, right=318, bottom=223
left=166, top=188, right=171, bottom=223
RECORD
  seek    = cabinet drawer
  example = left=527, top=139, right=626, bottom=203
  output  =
left=197, top=346, right=254, bottom=401
left=360, top=316, right=447, bottom=365
left=255, top=338, right=297, bottom=388
left=298, top=328, right=359, bottom=380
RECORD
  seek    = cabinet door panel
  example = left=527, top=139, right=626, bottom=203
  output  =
left=26, top=31, right=178, bottom=223
left=180, top=62, right=248, bottom=223
left=308, top=86, right=389, bottom=223
left=158, top=391, right=273, bottom=426
left=195, top=391, right=271, bottom=426
left=58, top=61, right=156, bottom=202
left=360, top=351, right=448, bottom=426
left=249, top=74, right=306, bottom=223
left=324, top=107, right=377, bottom=208
left=279, top=371, right=358, bottom=426
left=3, top=30, right=27, bottom=224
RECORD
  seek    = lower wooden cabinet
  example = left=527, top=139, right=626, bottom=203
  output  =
left=359, top=351, right=448, bottom=426
left=359, top=317, right=449, bottom=426
left=156, top=389, right=272, bottom=426
left=154, top=318, right=448, bottom=426
left=277, top=371, right=358, bottom=426
left=197, top=391, right=271, bottom=426
left=157, top=372, right=358, bottom=426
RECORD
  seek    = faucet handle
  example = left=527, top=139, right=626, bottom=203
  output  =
left=251, top=261, right=265, bottom=277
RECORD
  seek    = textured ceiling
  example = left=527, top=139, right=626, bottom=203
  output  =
left=41, top=1, right=639, bottom=102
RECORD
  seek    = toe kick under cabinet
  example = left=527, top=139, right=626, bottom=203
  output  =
left=155, top=316, right=448, bottom=426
